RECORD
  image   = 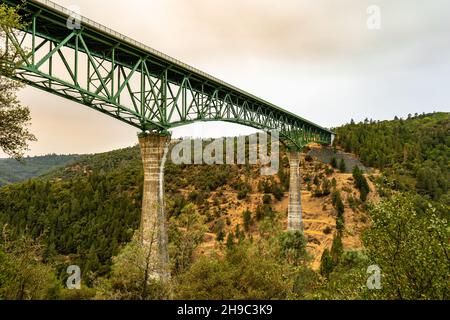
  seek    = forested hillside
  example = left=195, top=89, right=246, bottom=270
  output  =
left=0, top=117, right=448, bottom=300
left=335, top=112, right=449, bottom=204
left=0, top=154, right=80, bottom=186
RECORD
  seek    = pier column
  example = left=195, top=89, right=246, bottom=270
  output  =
left=288, top=151, right=303, bottom=231
left=138, top=132, right=171, bottom=280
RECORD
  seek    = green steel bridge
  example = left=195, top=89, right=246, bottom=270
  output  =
left=1, top=0, right=334, bottom=150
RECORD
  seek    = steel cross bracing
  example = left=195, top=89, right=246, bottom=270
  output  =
left=1, top=0, right=334, bottom=149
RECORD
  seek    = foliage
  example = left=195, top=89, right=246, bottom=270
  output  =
left=0, top=4, right=36, bottom=158
left=0, top=150, right=142, bottom=278
left=215, top=219, right=225, bottom=242
left=363, top=194, right=449, bottom=299
left=262, top=194, right=272, bottom=204
left=330, top=157, right=337, bottom=169
left=169, top=204, right=206, bottom=274
left=335, top=112, right=449, bottom=202
left=313, top=177, right=331, bottom=197
left=176, top=236, right=300, bottom=300
left=353, top=166, right=370, bottom=202
left=94, top=234, right=170, bottom=300
left=0, top=154, right=79, bottom=186
left=319, top=249, right=333, bottom=279
left=0, top=233, right=59, bottom=300
left=242, top=209, right=252, bottom=232
left=278, top=231, right=308, bottom=266
left=255, top=204, right=275, bottom=221
left=339, top=158, right=346, bottom=173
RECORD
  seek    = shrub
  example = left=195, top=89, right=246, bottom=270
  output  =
left=330, top=157, right=338, bottom=169
left=339, top=159, right=346, bottom=173
left=320, top=249, right=334, bottom=278
left=242, top=210, right=252, bottom=232
left=263, top=194, right=272, bottom=204
left=272, top=185, right=284, bottom=201
left=255, top=204, right=275, bottom=221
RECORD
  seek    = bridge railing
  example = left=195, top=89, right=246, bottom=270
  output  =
left=32, top=0, right=259, bottom=103
left=30, top=0, right=332, bottom=136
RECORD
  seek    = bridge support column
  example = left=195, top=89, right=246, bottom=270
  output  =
left=288, top=151, right=303, bottom=231
left=138, top=132, right=171, bottom=280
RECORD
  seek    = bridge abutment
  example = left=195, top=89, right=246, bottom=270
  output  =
left=288, top=151, right=303, bottom=231
left=138, top=132, right=171, bottom=280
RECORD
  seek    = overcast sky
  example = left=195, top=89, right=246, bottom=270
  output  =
left=4, top=0, right=450, bottom=156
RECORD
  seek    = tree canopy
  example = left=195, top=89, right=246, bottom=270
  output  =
left=0, top=3, right=36, bottom=158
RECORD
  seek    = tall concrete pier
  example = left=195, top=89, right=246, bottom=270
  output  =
left=288, top=151, right=303, bottom=231
left=138, top=132, right=171, bottom=280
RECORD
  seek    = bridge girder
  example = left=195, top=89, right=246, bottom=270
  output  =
left=1, top=0, right=334, bottom=150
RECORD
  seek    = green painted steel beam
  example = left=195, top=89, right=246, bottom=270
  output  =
left=1, top=0, right=335, bottom=149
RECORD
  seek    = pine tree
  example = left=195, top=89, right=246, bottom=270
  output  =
left=242, top=210, right=252, bottom=232
left=330, top=234, right=343, bottom=266
left=226, top=232, right=235, bottom=250
left=339, top=158, right=346, bottom=173
left=330, top=157, right=338, bottom=169
left=320, top=249, right=334, bottom=278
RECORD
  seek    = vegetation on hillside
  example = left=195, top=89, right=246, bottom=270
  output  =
left=0, top=113, right=448, bottom=300
left=0, top=3, right=36, bottom=158
left=335, top=112, right=449, bottom=204
left=0, top=154, right=80, bottom=186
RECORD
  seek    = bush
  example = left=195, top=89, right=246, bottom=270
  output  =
left=242, top=210, right=252, bottom=232
left=237, top=190, right=248, bottom=200
left=319, top=249, right=334, bottom=278
left=278, top=231, right=307, bottom=265
left=272, top=185, right=284, bottom=201
left=330, top=157, right=338, bottom=169
left=353, top=166, right=370, bottom=202
left=176, top=240, right=294, bottom=299
left=363, top=194, right=449, bottom=299
left=215, top=220, right=225, bottom=242
left=263, top=194, right=272, bottom=204
left=339, top=159, right=346, bottom=173
left=255, top=204, right=275, bottom=221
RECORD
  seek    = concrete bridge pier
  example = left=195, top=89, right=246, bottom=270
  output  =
left=287, top=151, right=303, bottom=231
left=138, top=132, right=171, bottom=280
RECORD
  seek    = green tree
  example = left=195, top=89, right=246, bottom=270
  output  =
left=353, top=166, right=370, bottom=202
left=0, top=4, right=36, bottom=158
left=332, top=191, right=344, bottom=213
left=330, top=157, right=338, bottom=169
left=330, top=234, right=343, bottom=266
left=215, top=219, right=225, bottom=242
left=169, top=204, right=206, bottom=274
left=176, top=239, right=294, bottom=299
left=319, top=249, right=334, bottom=279
left=0, top=234, right=59, bottom=300
left=263, top=194, right=272, bottom=204
left=242, top=210, right=252, bottom=232
left=94, top=234, right=170, bottom=300
left=364, top=194, right=449, bottom=299
left=278, top=231, right=307, bottom=266
left=226, top=232, right=235, bottom=250
left=339, top=158, right=346, bottom=173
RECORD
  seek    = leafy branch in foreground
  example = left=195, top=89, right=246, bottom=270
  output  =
left=0, top=3, right=36, bottom=158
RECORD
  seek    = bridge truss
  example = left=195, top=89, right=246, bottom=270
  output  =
left=1, top=0, right=334, bottom=149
